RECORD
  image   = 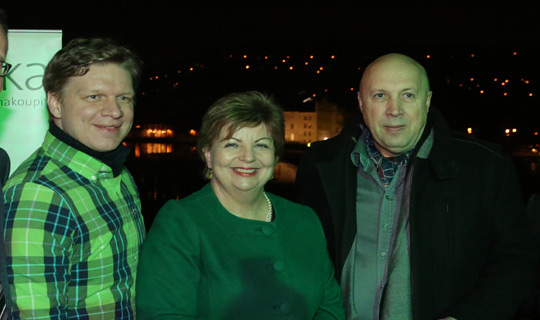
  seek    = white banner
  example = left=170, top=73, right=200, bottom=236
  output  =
left=0, top=30, right=62, bottom=175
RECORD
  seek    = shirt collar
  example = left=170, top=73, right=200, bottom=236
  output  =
left=351, top=130, right=415, bottom=167
left=364, top=131, right=415, bottom=168
left=49, top=122, right=130, bottom=177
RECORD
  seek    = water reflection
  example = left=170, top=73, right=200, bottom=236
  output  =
left=514, top=156, right=540, bottom=204
left=530, top=161, right=538, bottom=173
left=133, top=143, right=174, bottom=157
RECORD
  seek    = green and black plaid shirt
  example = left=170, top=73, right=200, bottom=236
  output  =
left=2, top=131, right=145, bottom=319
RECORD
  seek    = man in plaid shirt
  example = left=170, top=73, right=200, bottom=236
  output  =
left=2, top=37, right=146, bottom=319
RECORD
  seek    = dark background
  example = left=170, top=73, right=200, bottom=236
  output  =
left=4, top=2, right=539, bottom=121
left=4, top=2, right=539, bottom=127
left=3, top=2, right=540, bottom=227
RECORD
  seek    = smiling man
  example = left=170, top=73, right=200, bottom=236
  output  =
left=295, top=53, right=538, bottom=319
left=2, top=38, right=145, bottom=319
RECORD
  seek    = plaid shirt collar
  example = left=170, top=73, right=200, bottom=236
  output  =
left=42, top=131, right=120, bottom=182
left=49, top=122, right=130, bottom=177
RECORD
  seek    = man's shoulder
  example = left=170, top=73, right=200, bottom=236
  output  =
left=5, top=148, right=46, bottom=185
left=306, top=129, right=358, bottom=159
left=446, top=131, right=506, bottom=160
left=430, top=108, right=506, bottom=161
left=5, top=146, right=72, bottom=191
left=308, top=112, right=362, bottom=154
left=2, top=148, right=71, bottom=208
left=427, top=129, right=513, bottom=177
left=0, top=147, right=8, bottom=164
left=0, top=147, right=10, bottom=185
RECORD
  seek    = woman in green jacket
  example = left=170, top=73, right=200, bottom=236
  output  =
left=136, top=91, right=345, bottom=319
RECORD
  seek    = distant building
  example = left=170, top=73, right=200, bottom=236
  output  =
left=284, top=98, right=344, bottom=144
left=128, top=124, right=175, bottom=139
left=283, top=111, right=317, bottom=144
left=315, top=99, right=345, bottom=141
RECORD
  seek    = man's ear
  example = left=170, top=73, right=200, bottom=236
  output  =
left=357, top=91, right=364, bottom=112
left=47, top=92, right=62, bottom=119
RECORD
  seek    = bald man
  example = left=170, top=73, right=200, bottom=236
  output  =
left=295, top=53, right=538, bottom=320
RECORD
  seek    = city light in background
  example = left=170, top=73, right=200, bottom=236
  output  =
left=144, top=51, right=536, bottom=102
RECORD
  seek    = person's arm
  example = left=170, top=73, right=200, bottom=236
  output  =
left=313, top=242, right=346, bottom=320
left=294, top=148, right=315, bottom=207
left=444, top=157, right=539, bottom=319
left=308, top=209, right=345, bottom=320
left=3, top=182, right=74, bottom=319
left=136, top=200, right=200, bottom=319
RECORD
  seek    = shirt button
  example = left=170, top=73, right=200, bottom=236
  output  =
left=272, top=260, right=286, bottom=272
left=280, top=302, right=293, bottom=315
left=91, top=176, right=97, bottom=181
left=380, top=252, right=387, bottom=257
left=261, top=225, right=274, bottom=236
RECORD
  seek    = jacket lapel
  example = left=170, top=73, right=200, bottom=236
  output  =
left=315, top=126, right=360, bottom=268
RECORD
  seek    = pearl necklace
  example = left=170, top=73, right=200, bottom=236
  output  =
left=263, top=192, right=273, bottom=222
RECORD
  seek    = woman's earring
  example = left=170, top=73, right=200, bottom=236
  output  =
left=205, top=168, right=213, bottom=180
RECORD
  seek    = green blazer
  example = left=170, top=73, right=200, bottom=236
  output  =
left=136, top=183, right=345, bottom=319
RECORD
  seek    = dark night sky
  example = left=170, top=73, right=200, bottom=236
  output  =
left=3, top=2, right=540, bottom=138
left=4, top=2, right=540, bottom=62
